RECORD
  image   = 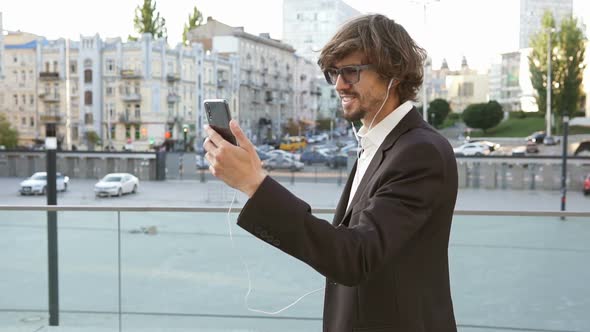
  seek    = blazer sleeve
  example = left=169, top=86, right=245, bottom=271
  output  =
left=237, top=141, right=445, bottom=287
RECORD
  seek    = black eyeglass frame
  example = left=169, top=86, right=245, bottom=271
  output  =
left=323, top=64, right=375, bottom=85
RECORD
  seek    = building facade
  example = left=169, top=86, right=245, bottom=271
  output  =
left=189, top=17, right=319, bottom=143
left=519, top=0, right=573, bottom=48
left=282, top=0, right=360, bottom=63
left=0, top=23, right=238, bottom=150
left=444, top=58, right=489, bottom=113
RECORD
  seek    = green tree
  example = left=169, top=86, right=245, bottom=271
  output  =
left=428, top=99, right=452, bottom=128
left=132, top=0, right=167, bottom=40
left=182, top=6, right=204, bottom=45
left=0, top=114, right=19, bottom=148
left=462, top=101, right=503, bottom=134
left=528, top=11, right=586, bottom=130
left=85, top=130, right=100, bottom=150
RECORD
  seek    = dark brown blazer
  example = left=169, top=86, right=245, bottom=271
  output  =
left=238, top=108, right=458, bottom=331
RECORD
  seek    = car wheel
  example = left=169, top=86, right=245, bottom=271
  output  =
left=475, top=152, right=483, bottom=156
left=132, top=184, right=138, bottom=194
left=117, top=188, right=122, bottom=197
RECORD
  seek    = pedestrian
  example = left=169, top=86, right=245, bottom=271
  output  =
left=204, top=13, right=458, bottom=331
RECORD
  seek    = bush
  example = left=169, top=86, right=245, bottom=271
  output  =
left=509, top=111, right=526, bottom=119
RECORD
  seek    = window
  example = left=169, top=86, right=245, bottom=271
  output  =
left=30, top=117, right=34, bottom=127
left=30, top=95, right=34, bottom=105
left=21, top=71, right=26, bottom=82
left=110, top=125, right=116, bottom=139
left=106, top=59, right=115, bottom=73
left=45, top=62, right=50, bottom=72
left=13, top=56, right=18, bottom=63
left=70, top=61, right=77, bottom=74
left=84, top=113, right=93, bottom=124
left=22, top=95, right=26, bottom=105
left=125, top=125, right=131, bottom=139
left=53, top=61, right=58, bottom=72
left=72, top=126, right=79, bottom=140
left=135, top=127, right=140, bottom=140
left=84, top=91, right=93, bottom=105
left=22, top=117, right=26, bottom=126
left=13, top=70, right=17, bottom=82
left=106, top=86, right=113, bottom=96
left=84, top=69, right=92, bottom=83
left=134, top=104, right=140, bottom=118
left=14, top=94, right=18, bottom=105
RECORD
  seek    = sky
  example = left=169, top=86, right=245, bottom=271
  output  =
left=2, top=0, right=589, bottom=73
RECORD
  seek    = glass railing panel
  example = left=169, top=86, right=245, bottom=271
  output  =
left=0, top=211, right=48, bottom=330
left=118, top=211, right=328, bottom=331
left=450, top=215, right=590, bottom=332
left=57, top=211, right=120, bottom=329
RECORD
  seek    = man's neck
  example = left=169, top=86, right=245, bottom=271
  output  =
left=361, top=99, right=401, bottom=129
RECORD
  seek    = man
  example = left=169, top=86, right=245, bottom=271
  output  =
left=204, top=14, right=458, bottom=332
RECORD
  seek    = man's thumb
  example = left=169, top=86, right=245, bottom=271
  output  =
left=230, top=120, right=252, bottom=149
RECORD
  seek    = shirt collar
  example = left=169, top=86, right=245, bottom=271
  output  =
left=357, top=100, right=414, bottom=152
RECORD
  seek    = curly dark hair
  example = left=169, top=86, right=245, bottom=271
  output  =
left=318, top=14, right=427, bottom=103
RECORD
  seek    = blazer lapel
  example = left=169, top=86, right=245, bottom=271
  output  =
left=338, top=108, right=424, bottom=224
left=331, top=161, right=357, bottom=226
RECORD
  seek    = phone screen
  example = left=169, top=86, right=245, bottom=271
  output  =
left=204, top=99, right=237, bottom=145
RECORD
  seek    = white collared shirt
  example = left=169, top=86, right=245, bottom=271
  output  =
left=346, top=100, right=414, bottom=210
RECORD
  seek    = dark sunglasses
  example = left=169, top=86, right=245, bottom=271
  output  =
left=323, top=64, right=375, bottom=85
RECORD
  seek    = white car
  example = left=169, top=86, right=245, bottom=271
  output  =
left=453, top=143, right=490, bottom=156
left=19, top=172, right=69, bottom=195
left=94, top=173, right=139, bottom=197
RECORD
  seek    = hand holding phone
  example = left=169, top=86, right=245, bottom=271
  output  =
left=204, top=99, right=237, bottom=145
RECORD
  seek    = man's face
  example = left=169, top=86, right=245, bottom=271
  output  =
left=331, top=52, right=389, bottom=123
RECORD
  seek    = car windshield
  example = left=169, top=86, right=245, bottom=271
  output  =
left=31, top=174, right=47, bottom=180
left=103, top=176, right=122, bottom=182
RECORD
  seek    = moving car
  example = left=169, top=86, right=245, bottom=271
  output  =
left=326, top=153, right=348, bottom=169
left=19, top=172, right=69, bottom=195
left=94, top=173, right=139, bottom=197
left=453, top=143, right=490, bottom=156
left=542, top=136, right=560, bottom=146
left=299, top=150, right=329, bottom=165
left=526, top=142, right=539, bottom=153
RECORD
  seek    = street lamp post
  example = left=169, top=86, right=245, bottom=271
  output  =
left=45, top=123, right=59, bottom=326
left=546, top=27, right=555, bottom=137
left=412, top=0, right=440, bottom=123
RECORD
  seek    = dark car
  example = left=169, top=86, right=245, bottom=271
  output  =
left=299, top=150, right=329, bottom=165
left=526, top=131, right=546, bottom=144
left=584, top=175, right=590, bottom=196
left=574, top=140, right=590, bottom=156
left=326, top=153, right=348, bottom=169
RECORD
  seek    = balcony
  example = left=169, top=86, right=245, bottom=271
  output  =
left=39, top=71, right=60, bottom=80
left=39, top=113, right=63, bottom=123
left=120, top=69, right=142, bottom=79
left=167, top=93, right=180, bottom=104
left=39, top=92, right=60, bottom=103
left=121, top=93, right=142, bottom=102
left=166, top=73, right=180, bottom=82
left=0, top=204, right=588, bottom=331
left=119, top=113, right=141, bottom=123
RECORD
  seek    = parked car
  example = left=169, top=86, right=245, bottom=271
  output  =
left=584, top=174, right=590, bottom=196
left=255, top=147, right=271, bottom=161
left=326, top=153, right=348, bottom=169
left=19, top=172, right=69, bottom=195
left=543, top=136, right=560, bottom=146
left=511, top=146, right=526, bottom=156
left=453, top=143, right=490, bottom=156
left=467, top=139, right=501, bottom=152
left=299, top=150, right=329, bottom=165
left=94, top=173, right=139, bottom=197
left=526, top=131, right=546, bottom=144
left=262, top=155, right=304, bottom=171
left=526, top=142, right=539, bottom=153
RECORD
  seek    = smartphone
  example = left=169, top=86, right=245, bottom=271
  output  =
left=204, top=99, right=237, bottom=145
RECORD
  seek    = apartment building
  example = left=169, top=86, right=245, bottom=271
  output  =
left=0, top=31, right=41, bottom=146
left=0, top=22, right=238, bottom=150
left=520, top=0, right=573, bottom=48
left=189, top=17, right=318, bottom=143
